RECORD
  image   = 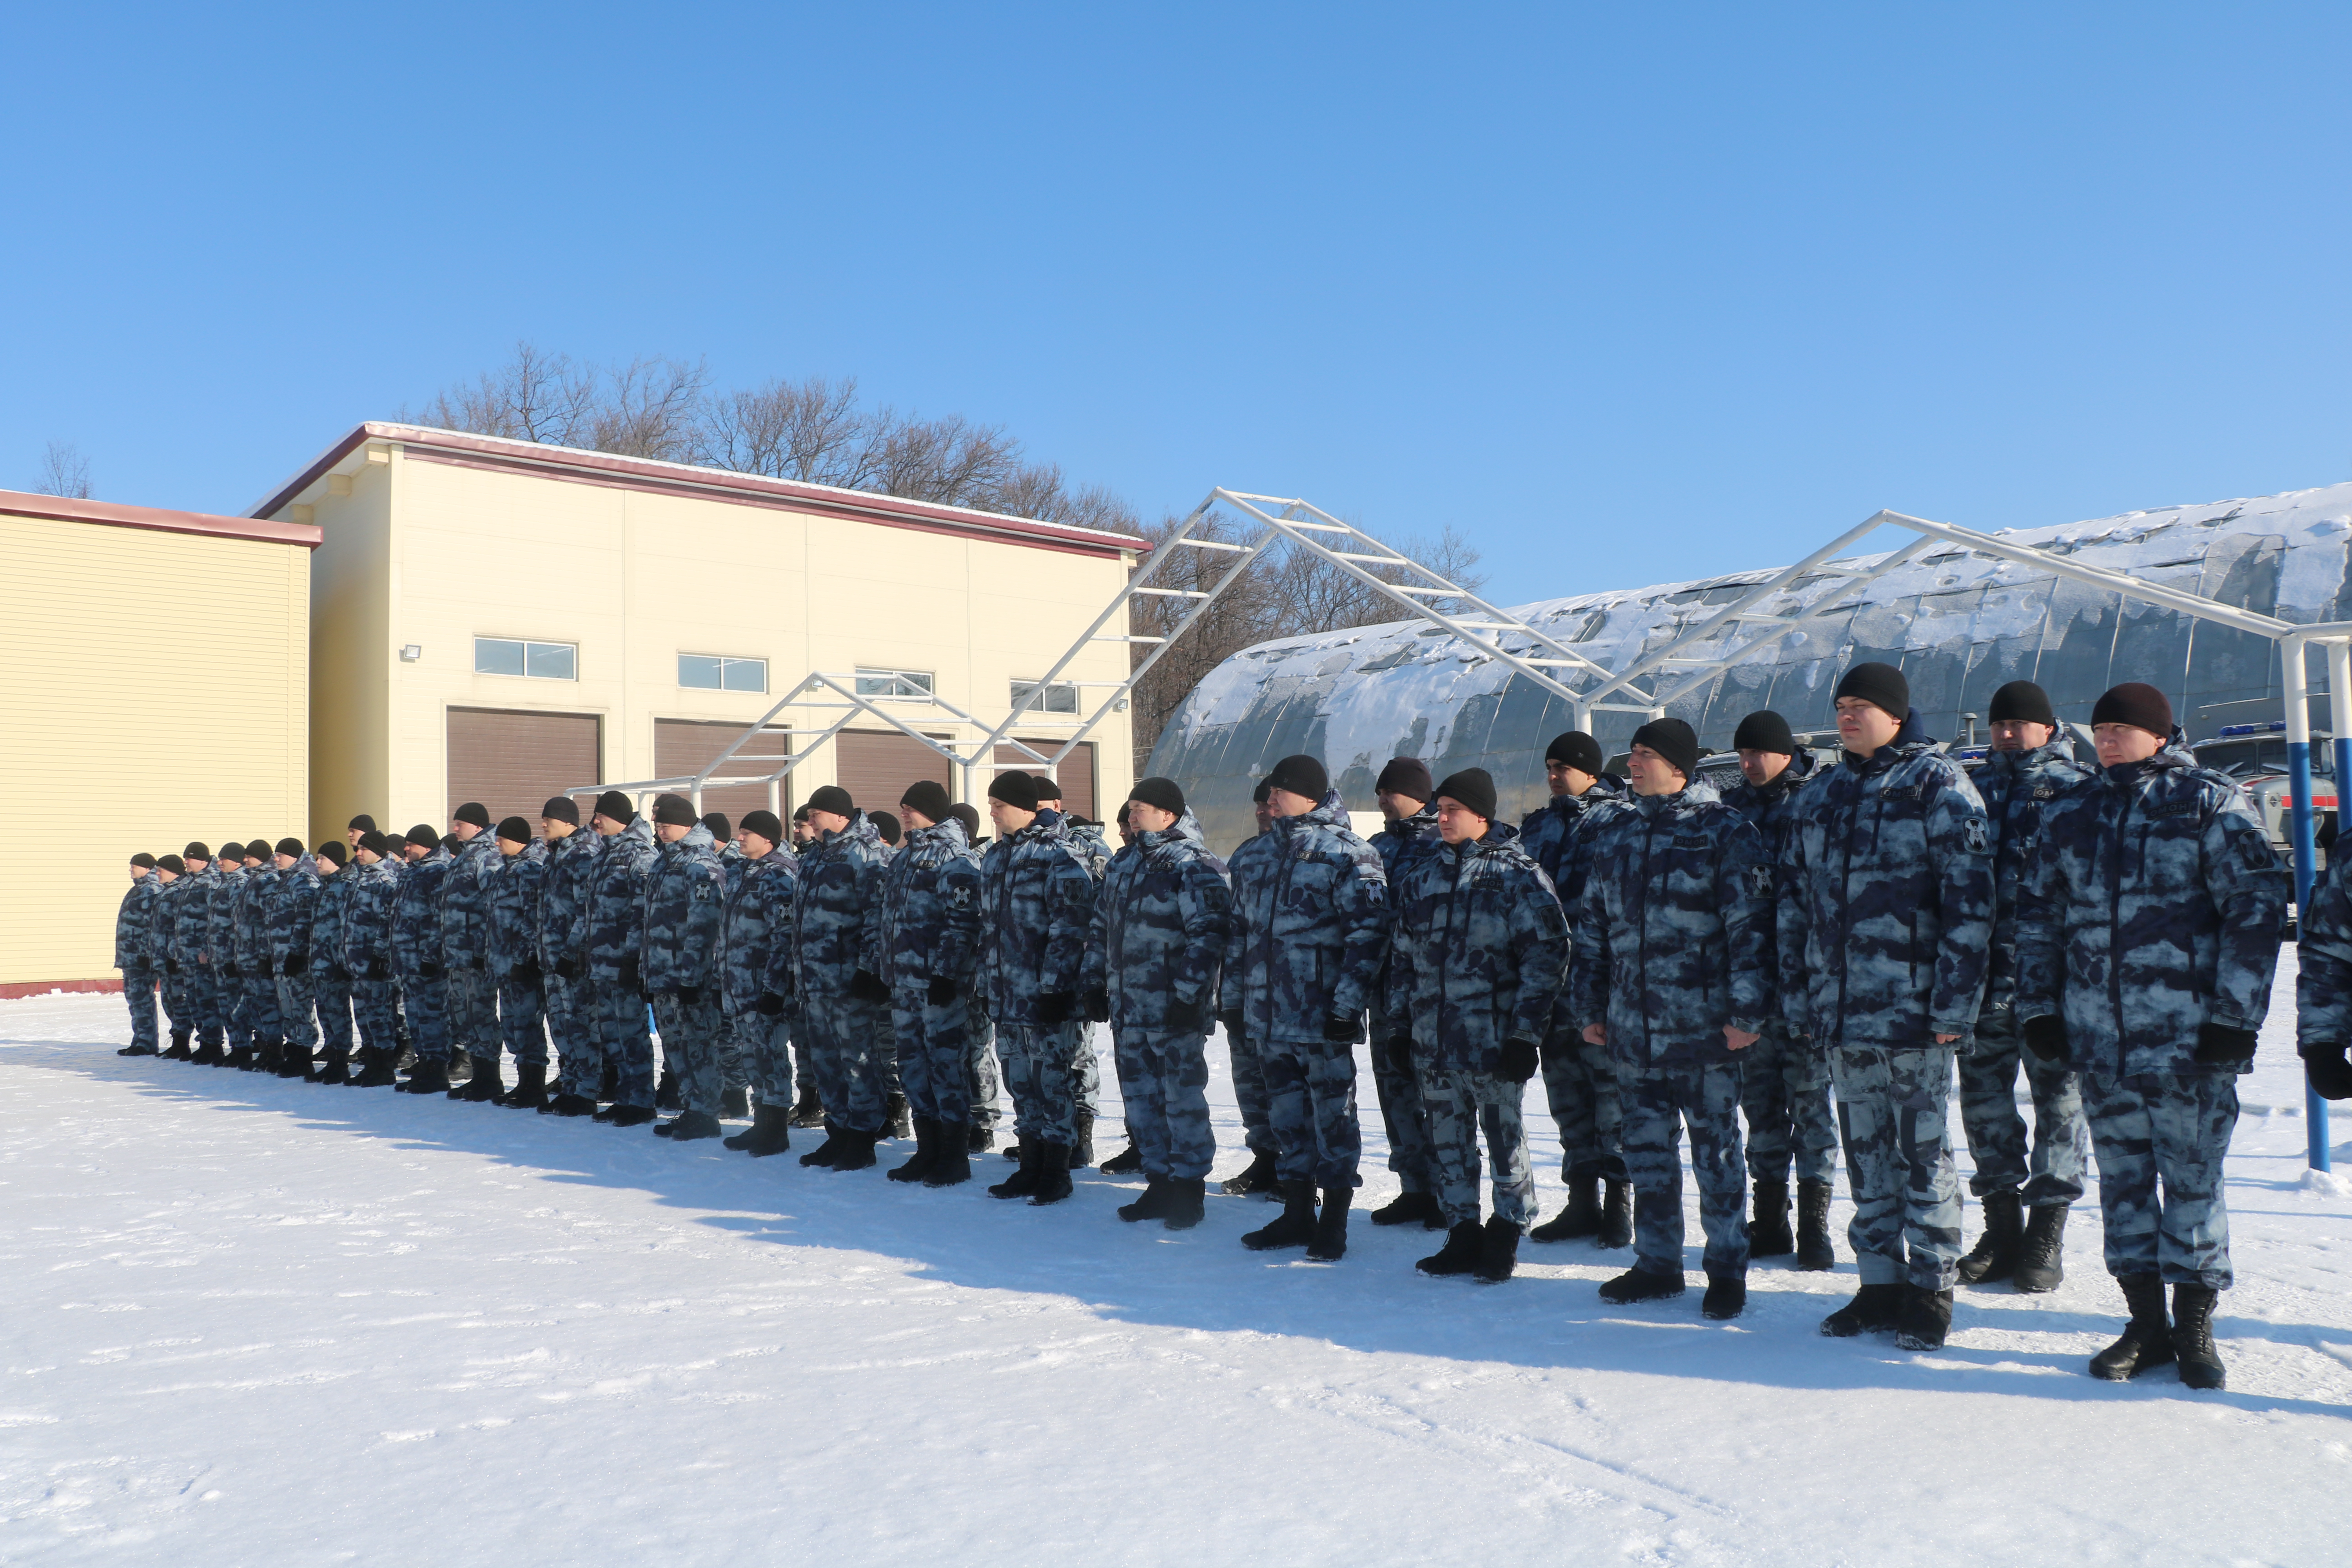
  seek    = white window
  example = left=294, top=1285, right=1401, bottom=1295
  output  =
left=1011, top=679, right=1079, bottom=715
left=679, top=654, right=768, bottom=693
left=475, top=637, right=577, bottom=680
left=855, top=667, right=935, bottom=700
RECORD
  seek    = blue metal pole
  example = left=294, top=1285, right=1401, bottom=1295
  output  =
left=2286, top=636, right=2329, bottom=1171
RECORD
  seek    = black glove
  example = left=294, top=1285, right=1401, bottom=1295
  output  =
left=2022, top=1014, right=2068, bottom=1061
left=281, top=952, right=306, bottom=976
left=1217, top=1009, right=1245, bottom=1044
left=469, top=953, right=490, bottom=971
left=166, top=959, right=181, bottom=975
left=2194, top=1021, right=2258, bottom=1065
left=849, top=968, right=890, bottom=1002
left=1323, top=1011, right=1364, bottom=1044
left=221, top=961, right=240, bottom=979
left=2305, top=1042, right=2352, bottom=1100
left=618, top=955, right=641, bottom=995
left=367, top=957, right=390, bottom=981
left=1387, top=1034, right=1415, bottom=1074
left=554, top=956, right=581, bottom=980
left=756, top=992, right=787, bottom=1017
left=1165, top=996, right=1203, bottom=1031
left=1085, top=989, right=1111, bottom=1024
left=927, top=975, right=958, bottom=1007
left=1036, top=991, right=1074, bottom=1024
left=675, top=983, right=701, bottom=1005
left=261, top=958, right=278, bottom=976
left=417, top=961, right=443, bottom=980
left=1496, top=1037, right=1540, bottom=1083
left=512, top=959, right=542, bottom=983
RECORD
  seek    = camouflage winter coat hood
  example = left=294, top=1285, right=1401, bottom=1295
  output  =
left=1386, top=820, right=1568, bottom=1073
left=978, top=808, right=1096, bottom=1024
left=868, top=815, right=984, bottom=993
left=1218, top=789, right=1391, bottom=1045
left=1082, top=809, right=1232, bottom=1032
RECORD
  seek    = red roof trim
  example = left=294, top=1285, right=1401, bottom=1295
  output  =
left=0, top=488, right=321, bottom=550
left=250, top=422, right=1149, bottom=560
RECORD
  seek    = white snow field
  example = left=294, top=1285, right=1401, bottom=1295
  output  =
left=4, top=969, right=2349, bottom=1567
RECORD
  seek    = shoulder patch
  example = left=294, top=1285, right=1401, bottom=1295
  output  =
left=1746, top=863, right=1775, bottom=898
left=1964, top=817, right=1989, bottom=853
left=2240, top=831, right=2280, bottom=873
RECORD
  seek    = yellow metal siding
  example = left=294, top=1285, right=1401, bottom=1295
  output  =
left=0, top=516, right=309, bottom=986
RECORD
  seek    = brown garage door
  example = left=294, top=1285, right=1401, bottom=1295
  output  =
left=995, top=739, right=1096, bottom=823
left=447, top=708, right=602, bottom=831
left=835, top=731, right=951, bottom=819
left=654, top=719, right=793, bottom=827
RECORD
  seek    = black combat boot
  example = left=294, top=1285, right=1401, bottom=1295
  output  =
left=1101, top=1141, right=1142, bottom=1175
left=542, top=1091, right=599, bottom=1117
left=1599, top=1266, right=1687, bottom=1304
left=923, top=1123, right=971, bottom=1187
left=658, top=1110, right=724, bottom=1142
left=883, top=1093, right=913, bottom=1141
left=351, top=1048, right=399, bottom=1088
left=1241, top=1180, right=1318, bottom=1251
left=1703, top=1270, right=1748, bottom=1319
left=2090, top=1274, right=2174, bottom=1381
left=1162, top=1178, right=1207, bottom=1230
left=655, top=1068, right=681, bottom=1111
left=1895, top=1285, right=1955, bottom=1351
left=316, top=1052, right=352, bottom=1086
left=1472, top=1215, right=1520, bottom=1283
left=118, top=1039, right=159, bottom=1057
left=888, top=1117, right=938, bottom=1183
left=1819, top=1283, right=1904, bottom=1337
left=163, top=1033, right=194, bottom=1060
left=1528, top=1174, right=1601, bottom=1242
left=1027, top=1142, right=1075, bottom=1205
left=1307, top=1186, right=1352, bottom=1261
left=799, top=1127, right=847, bottom=1168
left=988, top=1141, right=1041, bottom=1199
left=1119, top=1179, right=1172, bottom=1223
left=1418, top=1220, right=1484, bottom=1276
left=398, top=1059, right=452, bottom=1095
left=606, top=1103, right=657, bottom=1128
left=1955, top=1190, right=2023, bottom=1285
left=190, top=1040, right=227, bottom=1066
left=1749, top=1178, right=1794, bottom=1258
left=1597, top=1180, right=1634, bottom=1249
left=1370, top=1191, right=1445, bottom=1229
left=1220, top=1148, right=1281, bottom=1198
left=452, top=1063, right=505, bottom=1102
left=827, top=1129, right=879, bottom=1171
left=788, top=1086, right=826, bottom=1128
left=1795, top=1179, right=1837, bottom=1270
left=721, top=1087, right=750, bottom=1119
left=2012, top=1205, right=2068, bottom=1294
left=1069, top=1110, right=1095, bottom=1170
left=2172, top=1284, right=2226, bottom=1390
left=499, top=1062, right=548, bottom=1109
left=447, top=1049, right=473, bottom=1083
left=227, top=1044, right=257, bottom=1071
left=724, top=1103, right=793, bottom=1156
left=968, top=1120, right=995, bottom=1154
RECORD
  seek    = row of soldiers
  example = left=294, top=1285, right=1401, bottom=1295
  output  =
left=111, top=663, right=2312, bottom=1388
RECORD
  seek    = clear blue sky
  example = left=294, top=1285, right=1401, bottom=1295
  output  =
left=5, top=4, right=2347, bottom=596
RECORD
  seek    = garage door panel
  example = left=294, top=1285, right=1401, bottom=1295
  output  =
left=836, top=731, right=951, bottom=820
left=654, top=719, right=792, bottom=826
left=993, top=739, right=1096, bottom=823
left=446, top=708, right=601, bottom=832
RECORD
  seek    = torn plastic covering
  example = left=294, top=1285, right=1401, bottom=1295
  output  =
left=1149, top=483, right=2352, bottom=854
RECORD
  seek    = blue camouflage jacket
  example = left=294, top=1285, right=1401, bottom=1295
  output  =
left=1369, top=804, right=1444, bottom=1031
left=267, top=855, right=321, bottom=970
left=2015, top=746, right=2287, bottom=1076
left=115, top=874, right=162, bottom=971
left=719, top=846, right=798, bottom=1012
left=152, top=873, right=194, bottom=971
left=641, top=823, right=726, bottom=992
left=392, top=846, right=451, bottom=978
left=582, top=817, right=657, bottom=982
left=488, top=839, right=548, bottom=979
left=232, top=864, right=278, bottom=972
left=788, top=810, right=891, bottom=998
left=868, top=817, right=984, bottom=994
left=203, top=863, right=241, bottom=968
left=1062, top=820, right=1112, bottom=884
left=312, top=865, right=355, bottom=980
left=1720, top=749, right=1819, bottom=1029
left=1387, top=820, right=1568, bottom=1072
left=1219, top=790, right=1392, bottom=1046
left=341, top=858, right=401, bottom=977
left=1975, top=733, right=2100, bottom=1018
left=440, top=831, right=503, bottom=972
left=978, top=808, right=1097, bottom=1025
left=1776, top=731, right=1995, bottom=1049
left=1081, top=811, right=1231, bottom=1031
left=2298, top=865, right=2352, bottom=1055
left=1570, top=785, right=1773, bottom=1068
left=539, top=828, right=603, bottom=976
left=1519, top=776, right=1631, bottom=888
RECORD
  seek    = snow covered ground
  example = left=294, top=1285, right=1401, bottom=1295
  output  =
left=3, top=967, right=2348, bottom=1567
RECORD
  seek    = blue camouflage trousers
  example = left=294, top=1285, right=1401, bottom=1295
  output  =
left=1832, top=1043, right=1963, bottom=1290
left=1622, top=1062, right=1749, bottom=1277
left=891, top=988, right=972, bottom=1125
left=1371, top=1024, right=1436, bottom=1195
left=590, top=981, right=655, bottom=1107
left=544, top=974, right=592, bottom=1093
left=1417, top=1063, right=1535, bottom=1230
left=1264, top=1036, right=1363, bottom=1189
left=189, top=964, right=229, bottom=1045
left=160, top=967, right=194, bottom=1042
left=717, top=1006, right=747, bottom=1094
left=399, top=973, right=450, bottom=1063
left=314, top=971, right=355, bottom=1057
left=274, top=973, right=318, bottom=1054
left=1073, top=1024, right=1102, bottom=1122
left=1113, top=1025, right=1215, bottom=1181
left=497, top=975, right=549, bottom=1067
left=1958, top=1015, right=2089, bottom=1207
left=1541, top=1020, right=1627, bottom=1180
left=1740, top=1024, right=1838, bottom=1185
left=968, top=1011, right=1001, bottom=1129
left=997, top=1019, right=1082, bottom=1146
left=1224, top=1024, right=1277, bottom=1156
left=445, top=964, right=498, bottom=1065
left=650, top=989, right=725, bottom=1115
left=122, top=970, right=160, bottom=1053
left=239, top=971, right=282, bottom=1044
left=351, top=976, right=401, bottom=1055
left=731, top=1010, right=793, bottom=1105
left=2083, top=1070, right=2238, bottom=1290
left=801, top=991, right=888, bottom=1136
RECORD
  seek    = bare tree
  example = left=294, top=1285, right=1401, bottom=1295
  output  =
left=869, top=411, right=1024, bottom=505
left=695, top=376, right=876, bottom=486
left=34, top=439, right=91, bottom=499
left=405, top=342, right=601, bottom=447
left=585, top=354, right=708, bottom=461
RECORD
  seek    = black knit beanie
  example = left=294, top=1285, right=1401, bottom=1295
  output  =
left=869, top=810, right=902, bottom=845
left=404, top=824, right=439, bottom=850
left=542, top=795, right=581, bottom=826
left=275, top=836, right=305, bottom=858
left=347, top=813, right=377, bottom=834
left=806, top=784, right=855, bottom=818
left=1030, top=775, right=1065, bottom=804
left=158, top=854, right=185, bottom=874
left=316, top=842, right=348, bottom=867
left=986, top=772, right=1040, bottom=812
left=131, top=852, right=157, bottom=869
left=593, top=789, right=635, bottom=823
left=1544, top=731, right=1604, bottom=775
left=453, top=802, right=491, bottom=829
left=900, top=779, right=952, bottom=824
left=1375, top=756, right=1434, bottom=802
left=2091, top=681, right=2172, bottom=738
left=1630, top=718, right=1701, bottom=778
left=1835, top=661, right=1909, bottom=719
left=701, top=812, right=731, bottom=842
left=1432, top=767, right=1499, bottom=822
left=185, top=841, right=211, bottom=860
left=1127, top=776, right=1187, bottom=817
left=218, top=841, right=245, bottom=862
left=1732, top=710, right=1795, bottom=755
left=358, top=831, right=392, bottom=856
left=740, top=809, right=783, bottom=844
left=652, top=793, right=698, bottom=828
left=495, top=816, right=533, bottom=844
left=1251, top=779, right=1271, bottom=806
left=1989, top=680, right=2057, bottom=728
left=1265, top=754, right=1329, bottom=801
left=947, top=803, right=981, bottom=840
left=244, top=839, right=269, bottom=862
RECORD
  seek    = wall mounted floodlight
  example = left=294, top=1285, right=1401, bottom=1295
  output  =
left=399, top=645, right=422, bottom=662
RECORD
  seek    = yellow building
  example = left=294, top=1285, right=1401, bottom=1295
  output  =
left=253, top=423, right=1143, bottom=841
left=0, top=488, right=315, bottom=992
